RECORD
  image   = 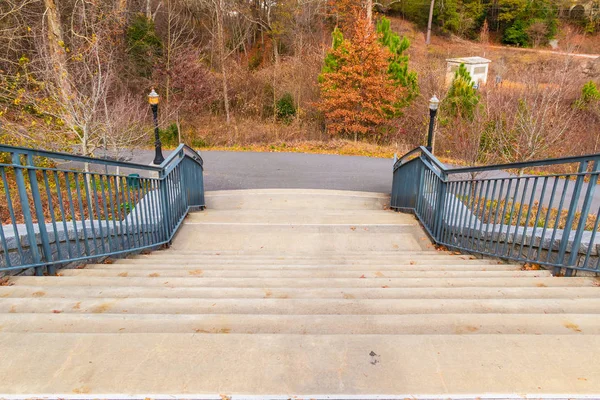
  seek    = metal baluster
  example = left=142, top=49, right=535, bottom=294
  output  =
left=480, top=179, right=499, bottom=254
left=460, top=180, right=476, bottom=249
left=514, top=177, right=538, bottom=260
left=74, top=172, right=91, bottom=257
left=89, top=174, right=106, bottom=255
left=500, top=177, right=522, bottom=258
left=42, top=170, right=63, bottom=263
left=98, top=175, right=114, bottom=253
left=546, top=177, right=570, bottom=267
left=508, top=177, right=530, bottom=259
left=533, top=176, right=557, bottom=261
left=25, top=154, right=54, bottom=274
left=582, top=204, right=600, bottom=271
left=63, top=172, right=83, bottom=258
left=556, top=161, right=590, bottom=274
left=524, top=177, right=547, bottom=260
left=487, top=179, right=506, bottom=255
left=1, top=168, right=26, bottom=266
left=106, top=175, right=124, bottom=252
left=564, top=160, right=600, bottom=276
left=469, top=179, right=487, bottom=252
left=118, top=176, right=132, bottom=249
left=82, top=173, right=101, bottom=256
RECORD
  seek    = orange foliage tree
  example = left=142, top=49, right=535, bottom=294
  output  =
left=317, top=12, right=404, bottom=141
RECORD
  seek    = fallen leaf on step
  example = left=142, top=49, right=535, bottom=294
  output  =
left=52, top=310, right=62, bottom=313
left=0, top=278, right=13, bottom=286
left=564, top=322, right=582, bottom=333
left=350, top=226, right=357, bottom=231
left=359, top=274, right=366, bottom=279
left=381, top=285, right=389, bottom=288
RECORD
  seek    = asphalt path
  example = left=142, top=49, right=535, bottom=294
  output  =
left=149, top=150, right=394, bottom=193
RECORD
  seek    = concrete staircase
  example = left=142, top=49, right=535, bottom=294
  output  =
left=1, top=189, right=599, bottom=398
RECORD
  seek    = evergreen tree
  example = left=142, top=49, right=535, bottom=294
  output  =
left=376, top=17, right=419, bottom=113
left=445, top=63, right=480, bottom=119
left=317, top=14, right=404, bottom=141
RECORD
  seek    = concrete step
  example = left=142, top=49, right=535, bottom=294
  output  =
left=9, top=275, right=596, bottom=288
left=185, top=209, right=417, bottom=225
left=118, top=258, right=503, bottom=266
left=204, top=189, right=390, bottom=210
left=4, top=285, right=599, bottom=300
left=153, top=249, right=451, bottom=256
left=2, top=297, right=600, bottom=315
left=62, top=269, right=550, bottom=279
left=1, top=332, right=599, bottom=395
left=170, top=224, right=428, bottom=252
left=0, top=313, right=598, bottom=335
left=129, top=253, right=478, bottom=261
left=86, top=263, right=521, bottom=271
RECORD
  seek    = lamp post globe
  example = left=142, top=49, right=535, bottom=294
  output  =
left=426, top=95, right=439, bottom=154
left=148, top=89, right=164, bottom=165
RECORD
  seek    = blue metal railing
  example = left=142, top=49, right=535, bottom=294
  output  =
left=392, top=147, right=600, bottom=276
left=0, top=144, right=204, bottom=275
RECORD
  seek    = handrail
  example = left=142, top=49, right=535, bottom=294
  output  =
left=395, top=146, right=600, bottom=176
left=0, top=144, right=205, bottom=275
left=392, top=146, right=600, bottom=276
left=0, top=145, right=163, bottom=171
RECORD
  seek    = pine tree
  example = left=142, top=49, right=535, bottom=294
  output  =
left=317, top=13, right=404, bottom=141
left=445, top=63, right=479, bottom=119
left=376, top=16, right=419, bottom=114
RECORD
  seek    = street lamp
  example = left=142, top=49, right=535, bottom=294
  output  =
left=148, top=88, right=164, bottom=165
left=426, top=95, right=440, bottom=154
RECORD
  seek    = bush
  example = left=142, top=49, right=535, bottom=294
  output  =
left=158, top=123, right=179, bottom=146
left=276, top=93, right=296, bottom=123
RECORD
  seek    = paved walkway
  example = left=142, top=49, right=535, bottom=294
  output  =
left=128, top=149, right=394, bottom=193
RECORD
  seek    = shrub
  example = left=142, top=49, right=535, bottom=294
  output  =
left=276, top=93, right=296, bottom=123
left=158, top=123, right=179, bottom=146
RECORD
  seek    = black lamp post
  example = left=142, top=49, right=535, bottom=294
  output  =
left=426, top=95, right=440, bottom=154
left=148, top=89, right=165, bottom=165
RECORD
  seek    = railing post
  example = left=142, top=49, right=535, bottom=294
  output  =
left=159, top=169, right=172, bottom=244
left=564, top=159, right=600, bottom=276
left=415, top=158, right=426, bottom=214
left=555, top=160, right=589, bottom=276
left=11, top=153, right=44, bottom=276
left=433, top=172, right=447, bottom=241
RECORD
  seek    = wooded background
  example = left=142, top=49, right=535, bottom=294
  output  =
left=1, top=0, right=599, bottom=166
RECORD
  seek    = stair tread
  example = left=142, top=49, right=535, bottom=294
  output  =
left=9, top=276, right=596, bottom=288
left=1, top=313, right=599, bottom=334
left=60, top=269, right=551, bottom=278
left=2, top=297, right=600, bottom=315
left=3, top=285, right=598, bottom=299
left=1, top=332, right=599, bottom=394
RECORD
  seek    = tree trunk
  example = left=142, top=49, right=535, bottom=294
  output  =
left=176, top=113, right=182, bottom=143
left=216, top=0, right=231, bottom=124
left=146, top=0, right=152, bottom=20
left=117, top=0, right=128, bottom=21
left=44, top=0, right=74, bottom=114
left=366, top=0, right=373, bottom=23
